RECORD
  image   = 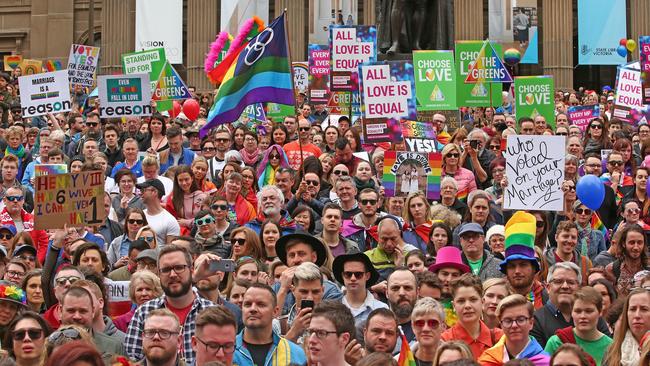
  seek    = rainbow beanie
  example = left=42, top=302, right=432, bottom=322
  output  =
left=499, top=211, right=540, bottom=273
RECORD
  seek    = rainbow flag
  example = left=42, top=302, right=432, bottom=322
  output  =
left=591, top=212, right=608, bottom=239
left=397, top=333, right=417, bottom=366
left=200, top=13, right=294, bottom=138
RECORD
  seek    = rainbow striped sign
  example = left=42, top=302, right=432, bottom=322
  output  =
left=383, top=151, right=442, bottom=200
left=465, top=39, right=512, bottom=83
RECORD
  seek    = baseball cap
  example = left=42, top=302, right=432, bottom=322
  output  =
left=136, top=179, right=165, bottom=195
left=135, top=249, right=158, bottom=263
left=0, top=225, right=16, bottom=237
left=458, top=223, right=484, bottom=236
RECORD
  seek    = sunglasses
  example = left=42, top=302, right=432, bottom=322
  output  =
left=413, top=319, right=441, bottom=329
left=563, top=186, right=576, bottom=192
left=5, top=196, right=23, bottom=202
left=590, top=124, right=602, bottom=129
left=202, top=147, right=216, bottom=152
left=608, top=160, right=624, bottom=166
left=0, top=233, right=12, bottom=240
left=575, top=208, right=592, bottom=215
left=18, top=255, right=35, bottom=262
left=211, top=204, right=229, bottom=211
left=342, top=271, right=366, bottom=279
left=216, top=138, right=230, bottom=143
left=333, top=170, right=348, bottom=176
left=55, top=276, right=81, bottom=286
left=12, top=329, right=43, bottom=342
left=536, top=221, right=545, bottom=228
left=141, top=236, right=155, bottom=243
left=86, top=122, right=99, bottom=127
left=556, top=132, right=568, bottom=136
left=48, top=328, right=82, bottom=343
left=305, top=180, right=319, bottom=186
left=360, top=199, right=377, bottom=205
left=269, top=154, right=281, bottom=160
left=232, top=238, right=246, bottom=246
left=299, top=127, right=311, bottom=132
left=127, top=219, right=144, bottom=225
left=195, top=216, right=215, bottom=226
left=489, top=145, right=500, bottom=150
left=446, top=153, right=460, bottom=158
left=626, top=208, right=641, bottom=214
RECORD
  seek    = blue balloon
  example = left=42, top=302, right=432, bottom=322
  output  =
left=617, top=45, right=628, bottom=58
left=576, top=175, right=605, bottom=210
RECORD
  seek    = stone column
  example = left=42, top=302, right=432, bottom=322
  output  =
left=454, top=0, right=483, bottom=40
left=363, top=0, right=376, bottom=25
left=275, top=0, right=307, bottom=61
left=187, top=0, right=220, bottom=92
left=542, top=0, right=572, bottom=90
left=30, top=0, right=74, bottom=61
left=100, top=0, right=135, bottom=74
left=630, top=0, right=650, bottom=62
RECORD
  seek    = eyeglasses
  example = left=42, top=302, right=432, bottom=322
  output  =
left=6, top=270, right=24, bottom=278
left=159, top=264, right=189, bottom=275
left=333, top=170, right=348, bottom=176
left=536, top=221, right=545, bottom=228
left=195, top=216, right=215, bottom=226
left=549, top=278, right=579, bottom=287
left=232, top=238, right=246, bottom=246
left=18, top=255, right=35, bottom=262
left=500, top=316, right=530, bottom=328
left=343, top=271, right=366, bottom=279
left=128, top=219, right=145, bottom=225
left=556, top=132, right=568, bottom=136
left=5, top=196, right=23, bottom=202
left=575, top=208, right=592, bottom=215
left=306, top=329, right=338, bottom=340
left=590, top=124, right=602, bottom=129
left=305, top=180, right=320, bottom=186
left=12, top=328, right=43, bottom=342
left=202, top=147, right=216, bottom=152
left=608, top=160, right=624, bottom=166
left=0, top=233, right=12, bottom=240
left=360, top=199, right=377, bottom=206
left=143, top=329, right=179, bottom=339
left=48, top=328, right=82, bottom=343
left=299, top=127, right=311, bottom=132
left=55, top=276, right=81, bottom=286
left=413, top=319, right=441, bottom=329
left=216, top=138, right=230, bottom=143
left=627, top=208, right=641, bottom=214
left=446, top=153, right=460, bottom=158
left=211, top=204, right=229, bottom=211
left=195, top=336, right=236, bottom=354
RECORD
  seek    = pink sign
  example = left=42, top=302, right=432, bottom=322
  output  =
left=568, top=105, right=600, bottom=132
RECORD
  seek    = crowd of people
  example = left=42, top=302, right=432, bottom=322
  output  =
left=0, top=66, right=647, bottom=366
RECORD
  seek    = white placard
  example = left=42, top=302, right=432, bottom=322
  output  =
left=98, top=74, right=152, bottom=118
left=615, top=67, right=642, bottom=109
left=503, top=135, right=565, bottom=211
left=67, top=44, right=100, bottom=88
left=135, top=0, right=183, bottom=64
left=18, top=70, right=72, bottom=117
left=105, top=279, right=130, bottom=302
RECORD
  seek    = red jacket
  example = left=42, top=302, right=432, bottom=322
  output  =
left=0, top=208, right=49, bottom=264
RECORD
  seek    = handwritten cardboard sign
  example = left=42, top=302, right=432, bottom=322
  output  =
left=503, top=135, right=565, bottom=211
left=67, top=44, right=100, bottom=88
left=34, top=170, right=106, bottom=230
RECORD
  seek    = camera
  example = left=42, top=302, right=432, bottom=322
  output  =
left=469, top=140, right=479, bottom=150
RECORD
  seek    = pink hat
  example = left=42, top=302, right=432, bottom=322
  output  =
left=428, top=246, right=470, bottom=274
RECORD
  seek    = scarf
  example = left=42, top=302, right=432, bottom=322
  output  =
left=621, top=329, right=640, bottom=366
left=577, top=223, right=591, bottom=258
left=239, top=148, right=259, bottom=166
left=5, top=145, right=25, bottom=159
left=195, top=232, right=224, bottom=249
left=353, top=176, right=375, bottom=191
left=258, top=164, right=277, bottom=188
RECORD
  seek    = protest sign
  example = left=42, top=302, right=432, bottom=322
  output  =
left=615, top=67, right=642, bottom=109
left=503, top=135, right=565, bottom=211
left=241, top=103, right=266, bottom=123
left=44, top=60, right=64, bottom=72
left=514, top=76, right=555, bottom=127
left=265, top=102, right=295, bottom=122
left=34, top=170, right=107, bottom=230
left=105, top=279, right=132, bottom=317
left=121, top=48, right=167, bottom=89
left=455, top=41, right=502, bottom=107
left=383, top=151, right=441, bottom=200
left=135, top=0, right=183, bottom=64
left=359, top=61, right=416, bottom=119
left=327, top=91, right=351, bottom=116
left=417, top=110, right=462, bottom=134
left=308, top=44, right=330, bottom=104
left=20, top=59, right=42, bottom=75
left=98, top=74, right=152, bottom=118
left=35, top=164, right=68, bottom=177
left=292, top=62, right=308, bottom=97
left=361, top=118, right=403, bottom=143
left=329, top=25, right=377, bottom=92
left=3, top=55, right=22, bottom=71
left=568, top=105, right=600, bottom=132
left=67, top=44, right=100, bottom=88
left=413, top=51, right=456, bottom=111
left=18, top=70, right=72, bottom=118
left=151, top=61, right=191, bottom=102
left=401, top=120, right=440, bottom=153
left=464, top=40, right=512, bottom=83
left=640, top=36, right=650, bottom=104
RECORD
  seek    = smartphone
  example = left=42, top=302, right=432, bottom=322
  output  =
left=209, top=259, right=235, bottom=273
left=300, top=299, right=314, bottom=309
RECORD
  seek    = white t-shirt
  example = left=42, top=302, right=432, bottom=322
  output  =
left=144, top=208, right=181, bottom=246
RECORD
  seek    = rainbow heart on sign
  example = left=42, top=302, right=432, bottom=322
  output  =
left=5, top=56, right=21, bottom=70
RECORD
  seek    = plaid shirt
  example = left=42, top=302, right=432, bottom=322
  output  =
left=125, top=289, right=215, bottom=365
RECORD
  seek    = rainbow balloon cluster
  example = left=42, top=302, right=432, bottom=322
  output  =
left=616, top=38, right=637, bottom=58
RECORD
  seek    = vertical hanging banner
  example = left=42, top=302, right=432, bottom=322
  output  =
left=577, top=0, right=626, bottom=65
left=292, top=62, right=309, bottom=97
left=135, top=0, right=183, bottom=64
left=640, top=36, right=650, bottom=104
left=308, top=44, right=330, bottom=104
left=383, top=151, right=442, bottom=200
left=488, top=0, right=539, bottom=64
left=18, top=70, right=72, bottom=117
left=97, top=74, right=152, bottom=118
left=514, top=76, right=554, bottom=127
left=413, top=50, right=457, bottom=110
left=455, top=41, right=503, bottom=107
left=329, top=25, right=377, bottom=92
left=67, top=44, right=100, bottom=88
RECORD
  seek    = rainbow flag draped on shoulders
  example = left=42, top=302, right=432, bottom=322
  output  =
left=200, top=13, right=294, bottom=138
left=397, top=333, right=417, bottom=366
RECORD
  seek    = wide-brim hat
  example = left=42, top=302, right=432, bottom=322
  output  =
left=276, top=231, right=327, bottom=267
left=500, top=211, right=540, bottom=273
left=0, top=280, right=27, bottom=308
left=332, top=252, right=379, bottom=288
left=428, top=246, right=470, bottom=274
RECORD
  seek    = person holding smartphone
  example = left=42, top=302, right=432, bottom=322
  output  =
left=284, top=262, right=324, bottom=344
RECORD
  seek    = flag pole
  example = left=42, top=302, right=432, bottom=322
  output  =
left=283, top=8, right=306, bottom=177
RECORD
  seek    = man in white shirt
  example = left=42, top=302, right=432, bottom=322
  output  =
left=137, top=179, right=180, bottom=245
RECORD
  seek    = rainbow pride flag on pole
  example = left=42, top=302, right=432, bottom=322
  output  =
left=200, top=13, right=294, bottom=137
left=397, top=332, right=417, bottom=366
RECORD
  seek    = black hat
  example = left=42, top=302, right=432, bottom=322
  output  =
left=136, top=179, right=165, bottom=196
left=276, top=231, right=327, bottom=267
left=332, top=252, right=379, bottom=288
left=13, top=245, right=36, bottom=257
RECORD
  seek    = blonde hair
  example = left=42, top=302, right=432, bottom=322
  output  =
left=129, top=270, right=163, bottom=304
left=411, top=297, right=445, bottom=322
left=496, top=294, right=533, bottom=319
left=432, top=341, right=474, bottom=366
left=402, top=192, right=432, bottom=223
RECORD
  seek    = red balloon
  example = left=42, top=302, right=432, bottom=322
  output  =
left=620, top=38, right=628, bottom=46
left=170, top=101, right=181, bottom=117
left=182, top=99, right=200, bottom=121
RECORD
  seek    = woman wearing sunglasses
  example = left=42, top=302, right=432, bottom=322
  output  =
left=582, top=118, right=611, bottom=157
left=200, top=195, right=237, bottom=241
left=257, top=145, right=290, bottom=188
left=0, top=280, right=28, bottom=342
left=441, top=143, right=477, bottom=202
left=3, top=311, right=52, bottom=366
left=410, top=297, right=446, bottom=365
left=570, top=200, right=607, bottom=263
left=229, top=227, right=263, bottom=261
left=135, top=225, right=158, bottom=249
left=106, top=208, right=147, bottom=268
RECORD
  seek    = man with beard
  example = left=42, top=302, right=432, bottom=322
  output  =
left=501, top=211, right=548, bottom=310
left=386, top=267, right=418, bottom=342
left=344, top=308, right=399, bottom=364
left=246, top=185, right=297, bottom=236
left=283, top=119, right=322, bottom=170
left=68, top=112, right=104, bottom=156
left=125, top=245, right=215, bottom=365
left=142, top=309, right=184, bottom=366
